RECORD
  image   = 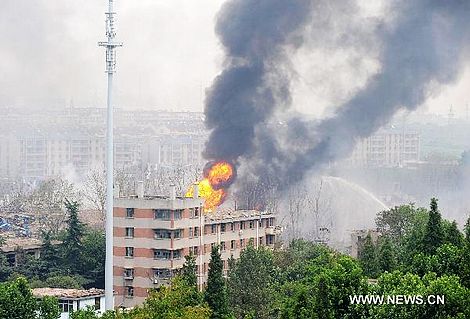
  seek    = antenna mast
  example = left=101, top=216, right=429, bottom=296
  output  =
left=98, top=0, right=122, bottom=311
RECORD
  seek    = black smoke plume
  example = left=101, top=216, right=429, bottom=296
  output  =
left=204, top=0, right=470, bottom=207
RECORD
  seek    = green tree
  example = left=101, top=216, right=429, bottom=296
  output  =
left=370, top=271, right=470, bottom=318
left=375, top=204, right=423, bottom=241
left=443, top=220, right=463, bottom=248
left=44, top=275, right=84, bottom=289
left=40, top=231, right=60, bottom=274
left=422, top=198, right=444, bottom=255
left=62, top=199, right=84, bottom=270
left=461, top=216, right=470, bottom=287
left=0, top=277, right=41, bottom=319
left=227, top=244, right=277, bottom=319
left=377, top=236, right=396, bottom=273
left=38, top=296, right=60, bottom=319
left=180, top=252, right=201, bottom=306
left=79, top=229, right=105, bottom=288
left=139, top=276, right=210, bottom=319
left=181, top=253, right=198, bottom=287
left=359, top=234, right=379, bottom=278
left=205, top=245, right=231, bottom=319
left=0, top=253, right=12, bottom=281
left=70, top=306, right=100, bottom=319
left=313, top=275, right=334, bottom=319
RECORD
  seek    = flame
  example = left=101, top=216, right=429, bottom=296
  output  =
left=206, top=161, right=234, bottom=189
left=185, top=161, right=234, bottom=212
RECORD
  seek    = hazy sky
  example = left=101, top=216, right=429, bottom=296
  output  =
left=0, top=0, right=468, bottom=117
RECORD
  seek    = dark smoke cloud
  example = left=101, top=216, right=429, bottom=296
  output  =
left=203, top=0, right=313, bottom=162
left=204, top=0, right=470, bottom=203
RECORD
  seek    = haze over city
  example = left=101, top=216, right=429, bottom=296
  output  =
left=1, top=0, right=469, bottom=118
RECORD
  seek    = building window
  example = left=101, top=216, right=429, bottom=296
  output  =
left=230, top=240, right=236, bottom=250
left=123, top=268, right=134, bottom=279
left=240, top=239, right=245, bottom=248
left=125, top=227, right=134, bottom=238
left=125, top=247, right=134, bottom=258
left=194, top=227, right=199, bottom=237
left=173, top=210, right=183, bottom=220
left=268, top=218, right=274, bottom=227
left=266, top=235, right=275, bottom=245
left=125, top=286, right=134, bottom=298
left=173, top=250, right=182, bottom=259
left=154, top=268, right=171, bottom=279
left=193, top=246, right=199, bottom=255
left=229, top=223, right=234, bottom=231
left=58, top=300, right=74, bottom=313
left=211, top=224, right=217, bottom=234
left=240, top=221, right=245, bottom=230
left=154, top=249, right=171, bottom=259
left=173, top=229, right=182, bottom=239
left=221, top=241, right=226, bottom=251
left=126, top=208, right=134, bottom=218
left=154, top=229, right=171, bottom=239
left=189, top=228, right=193, bottom=238
left=220, top=223, right=226, bottom=233
left=194, top=207, right=200, bottom=217
left=94, top=297, right=101, bottom=310
left=249, top=221, right=254, bottom=229
left=154, top=209, right=171, bottom=220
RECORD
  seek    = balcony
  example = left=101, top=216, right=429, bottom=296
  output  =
left=265, top=226, right=282, bottom=235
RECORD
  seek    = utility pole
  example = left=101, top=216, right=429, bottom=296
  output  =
left=99, top=0, right=122, bottom=310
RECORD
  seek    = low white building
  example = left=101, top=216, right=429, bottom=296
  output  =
left=33, top=288, right=106, bottom=319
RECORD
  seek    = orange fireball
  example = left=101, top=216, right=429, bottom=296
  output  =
left=186, top=161, right=235, bottom=212
left=206, top=161, right=235, bottom=189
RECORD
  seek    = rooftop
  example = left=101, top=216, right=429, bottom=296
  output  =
left=32, top=288, right=105, bottom=299
left=205, top=209, right=274, bottom=221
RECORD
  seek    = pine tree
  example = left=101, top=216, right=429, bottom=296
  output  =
left=41, top=231, right=60, bottom=273
left=359, top=233, right=379, bottom=278
left=62, top=199, right=84, bottom=270
left=378, top=236, right=396, bottom=273
left=423, top=198, right=444, bottom=255
left=181, top=252, right=201, bottom=306
left=0, top=253, right=12, bottom=281
left=182, top=253, right=198, bottom=287
left=205, top=245, right=231, bottom=319
left=444, top=220, right=463, bottom=248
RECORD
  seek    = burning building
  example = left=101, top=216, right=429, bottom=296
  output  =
left=185, top=160, right=236, bottom=212
left=113, top=186, right=280, bottom=308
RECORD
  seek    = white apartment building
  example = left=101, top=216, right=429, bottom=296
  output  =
left=348, top=129, right=420, bottom=167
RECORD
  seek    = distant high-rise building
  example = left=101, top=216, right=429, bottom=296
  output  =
left=347, top=129, right=420, bottom=167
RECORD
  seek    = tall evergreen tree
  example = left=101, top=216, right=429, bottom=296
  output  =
left=0, top=253, right=11, bottom=282
left=181, top=253, right=198, bottom=287
left=62, top=199, right=84, bottom=270
left=181, top=252, right=201, bottom=306
left=378, top=236, right=396, bottom=273
left=444, top=220, right=463, bottom=248
left=205, top=246, right=231, bottom=319
left=358, top=234, right=379, bottom=278
left=423, top=198, right=444, bottom=255
left=40, top=231, right=60, bottom=273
